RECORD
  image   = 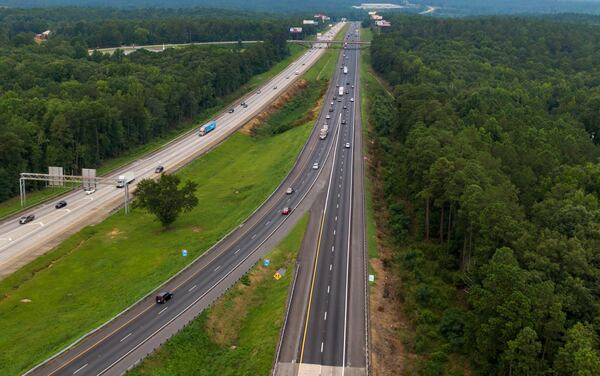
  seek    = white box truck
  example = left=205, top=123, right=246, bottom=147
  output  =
left=116, top=171, right=135, bottom=188
left=338, top=86, right=344, bottom=96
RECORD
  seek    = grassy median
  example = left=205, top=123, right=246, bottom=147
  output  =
left=128, top=214, right=309, bottom=376
left=0, top=35, right=339, bottom=375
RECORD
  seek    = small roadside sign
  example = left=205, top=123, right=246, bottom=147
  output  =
left=182, top=249, right=188, bottom=257
left=369, top=274, right=375, bottom=282
left=274, top=268, right=287, bottom=280
left=263, top=259, right=271, bottom=267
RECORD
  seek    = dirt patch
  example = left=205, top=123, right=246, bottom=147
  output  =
left=370, top=257, right=412, bottom=376
left=107, top=228, right=121, bottom=239
left=239, top=79, right=309, bottom=135
left=191, top=226, right=203, bottom=233
left=204, top=265, right=269, bottom=346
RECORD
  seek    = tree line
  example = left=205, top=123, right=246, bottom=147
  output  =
left=0, top=7, right=321, bottom=48
left=368, top=15, right=600, bottom=374
left=0, top=12, right=296, bottom=202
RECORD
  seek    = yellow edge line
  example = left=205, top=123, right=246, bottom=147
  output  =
left=299, top=208, right=327, bottom=365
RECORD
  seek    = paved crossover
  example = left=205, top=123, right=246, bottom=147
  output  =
left=0, top=23, right=344, bottom=278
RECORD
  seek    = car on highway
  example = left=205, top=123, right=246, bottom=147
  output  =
left=155, top=165, right=164, bottom=173
left=156, top=291, right=172, bottom=304
left=331, top=101, right=334, bottom=105
left=228, top=108, right=235, bottom=113
left=329, top=107, right=334, bottom=112
left=345, top=142, right=351, bottom=148
left=350, top=97, right=355, bottom=102
left=312, top=162, right=319, bottom=170
left=343, top=105, right=347, bottom=109
left=55, top=200, right=67, bottom=209
left=286, top=76, right=290, bottom=79
left=273, top=86, right=278, bottom=90
left=333, top=96, right=336, bottom=100
left=342, top=119, right=347, bottom=124
left=347, top=82, right=350, bottom=85
left=281, top=207, right=291, bottom=215
left=326, top=114, right=331, bottom=119
left=352, top=85, right=355, bottom=88
left=286, top=187, right=294, bottom=195
left=256, top=89, right=261, bottom=94
left=85, top=187, right=96, bottom=195
left=19, top=214, right=35, bottom=224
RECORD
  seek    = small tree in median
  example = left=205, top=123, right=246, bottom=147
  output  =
left=134, top=174, right=198, bottom=228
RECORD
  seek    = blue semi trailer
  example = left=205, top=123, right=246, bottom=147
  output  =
left=199, top=121, right=216, bottom=136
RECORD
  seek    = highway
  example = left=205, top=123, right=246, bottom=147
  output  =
left=275, top=22, right=368, bottom=376
left=26, top=23, right=361, bottom=376
left=0, top=23, right=345, bottom=278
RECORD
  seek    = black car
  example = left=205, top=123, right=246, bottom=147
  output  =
left=55, top=200, right=67, bottom=209
left=155, top=165, right=164, bottom=174
left=19, top=214, right=35, bottom=224
left=227, top=108, right=235, bottom=113
left=156, top=291, right=173, bottom=304
left=342, top=119, right=347, bottom=124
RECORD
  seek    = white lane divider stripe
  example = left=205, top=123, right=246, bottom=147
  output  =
left=158, top=307, right=168, bottom=315
left=119, top=333, right=132, bottom=343
left=324, top=312, right=327, bottom=321
left=73, top=363, right=88, bottom=374
left=235, top=249, right=240, bottom=254
left=214, top=265, right=221, bottom=272
left=188, top=284, right=197, bottom=292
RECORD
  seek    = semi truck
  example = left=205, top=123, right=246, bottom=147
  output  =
left=343, top=66, right=348, bottom=74
left=320, top=123, right=329, bottom=140
left=199, top=121, right=217, bottom=136
left=116, top=171, right=135, bottom=188
left=338, top=86, right=344, bottom=96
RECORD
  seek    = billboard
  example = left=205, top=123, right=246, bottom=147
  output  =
left=289, top=27, right=303, bottom=33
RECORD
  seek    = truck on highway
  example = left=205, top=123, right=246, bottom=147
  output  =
left=116, top=171, right=135, bottom=188
left=199, top=121, right=216, bottom=136
left=338, top=86, right=344, bottom=96
left=319, top=128, right=328, bottom=140
left=320, top=123, right=329, bottom=139
left=343, top=66, right=348, bottom=74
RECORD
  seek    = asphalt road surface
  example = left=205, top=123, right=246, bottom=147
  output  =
left=26, top=23, right=360, bottom=376
left=275, top=23, right=368, bottom=376
left=0, top=23, right=345, bottom=279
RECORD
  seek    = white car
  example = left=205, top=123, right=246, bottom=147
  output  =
left=326, top=114, right=331, bottom=119
left=286, top=187, right=294, bottom=195
left=345, top=142, right=351, bottom=148
left=350, top=97, right=354, bottom=102
left=85, top=187, right=96, bottom=195
left=312, top=162, right=319, bottom=170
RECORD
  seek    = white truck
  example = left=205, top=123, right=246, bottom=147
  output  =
left=338, top=86, right=344, bottom=96
left=116, top=171, right=135, bottom=188
left=343, top=66, right=348, bottom=74
left=320, top=123, right=329, bottom=140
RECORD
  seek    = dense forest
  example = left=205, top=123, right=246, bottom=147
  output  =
left=0, top=7, right=320, bottom=47
left=0, top=10, right=299, bottom=202
left=368, top=15, right=600, bottom=374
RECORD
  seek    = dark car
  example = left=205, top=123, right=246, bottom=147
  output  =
left=342, top=119, right=347, bottom=124
left=156, top=291, right=173, bottom=304
left=155, top=165, right=164, bottom=174
left=228, top=108, right=235, bottom=113
left=55, top=200, right=67, bottom=209
left=19, top=214, right=35, bottom=224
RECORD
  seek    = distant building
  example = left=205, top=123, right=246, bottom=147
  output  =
left=371, top=14, right=383, bottom=20
left=290, top=27, right=303, bottom=34
left=34, top=30, right=51, bottom=43
left=375, top=20, right=392, bottom=27
left=314, top=14, right=330, bottom=22
left=303, top=20, right=317, bottom=25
